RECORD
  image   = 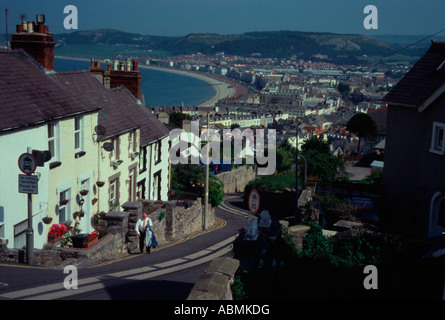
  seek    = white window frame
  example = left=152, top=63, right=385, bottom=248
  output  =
left=74, top=116, right=84, bottom=153
left=48, top=121, right=60, bottom=162
left=109, top=179, right=117, bottom=207
left=430, top=122, right=445, bottom=155
left=58, top=188, right=71, bottom=224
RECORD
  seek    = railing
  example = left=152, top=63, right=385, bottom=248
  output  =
left=310, top=180, right=384, bottom=199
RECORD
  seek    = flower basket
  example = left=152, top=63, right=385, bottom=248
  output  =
left=96, top=181, right=105, bottom=187
left=48, top=234, right=62, bottom=243
left=42, top=217, right=53, bottom=224
left=92, top=198, right=98, bottom=205
left=47, top=224, right=68, bottom=243
left=59, top=199, right=69, bottom=206
left=79, top=189, right=89, bottom=196
left=83, top=236, right=98, bottom=248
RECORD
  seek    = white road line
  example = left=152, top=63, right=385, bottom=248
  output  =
left=0, top=235, right=237, bottom=300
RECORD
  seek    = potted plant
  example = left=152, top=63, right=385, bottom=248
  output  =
left=59, top=199, right=69, bottom=206
left=42, top=216, right=53, bottom=224
left=79, top=189, right=89, bottom=196
left=73, top=211, right=80, bottom=219
left=96, top=181, right=105, bottom=187
left=48, top=224, right=68, bottom=243
left=113, top=159, right=123, bottom=168
left=92, top=198, right=98, bottom=205
left=131, top=151, right=139, bottom=160
left=83, top=231, right=99, bottom=248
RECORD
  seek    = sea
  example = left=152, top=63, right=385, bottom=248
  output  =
left=54, top=57, right=216, bottom=108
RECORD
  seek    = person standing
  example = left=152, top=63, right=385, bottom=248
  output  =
left=135, top=212, right=153, bottom=253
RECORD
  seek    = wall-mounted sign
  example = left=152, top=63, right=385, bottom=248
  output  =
left=248, top=189, right=260, bottom=215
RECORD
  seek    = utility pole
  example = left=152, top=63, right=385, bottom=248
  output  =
left=204, top=112, right=210, bottom=229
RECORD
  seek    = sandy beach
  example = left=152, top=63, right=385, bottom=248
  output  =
left=140, top=65, right=238, bottom=107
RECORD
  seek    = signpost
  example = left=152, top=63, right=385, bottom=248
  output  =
left=18, top=153, right=37, bottom=175
left=18, top=151, right=38, bottom=265
left=248, top=189, right=261, bottom=215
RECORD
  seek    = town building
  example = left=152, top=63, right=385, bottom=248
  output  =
left=383, top=41, right=445, bottom=238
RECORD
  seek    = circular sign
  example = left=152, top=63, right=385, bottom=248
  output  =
left=248, top=189, right=261, bottom=215
left=18, top=153, right=37, bottom=175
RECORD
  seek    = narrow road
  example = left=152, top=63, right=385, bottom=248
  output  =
left=0, top=194, right=250, bottom=300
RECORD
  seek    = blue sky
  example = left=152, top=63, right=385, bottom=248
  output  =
left=2, top=0, right=445, bottom=37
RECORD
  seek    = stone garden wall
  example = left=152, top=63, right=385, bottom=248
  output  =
left=216, top=166, right=257, bottom=194
left=0, top=198, right=215, bottom=267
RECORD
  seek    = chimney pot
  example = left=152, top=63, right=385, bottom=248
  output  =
left=27, top=21, right=34, bottom=33
left=16, top=25, right=23, bottom=33
left=120, top=61, right=125, bottom=71
left=133, top=59, right=138, bottom=71
left=127, top=61, right=131, bottom=71
left=113, top=60, right=118, bottom=70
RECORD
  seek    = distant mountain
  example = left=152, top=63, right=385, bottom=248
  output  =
left=54, top=29, right=420, bottom=64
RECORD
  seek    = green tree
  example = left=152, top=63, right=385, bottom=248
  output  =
left=346, top=112, right=378, bottom=155
left=171, top=164, right=224, bottom=207
left=301, top=137, right=345, bottom=181
left=337, top=82, right=351, bottom=98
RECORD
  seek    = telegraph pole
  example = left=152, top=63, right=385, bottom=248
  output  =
left=204, top=112, right=210, bottom=229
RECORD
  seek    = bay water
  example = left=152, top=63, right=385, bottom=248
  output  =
left=54, top=58, right=215, bottom=108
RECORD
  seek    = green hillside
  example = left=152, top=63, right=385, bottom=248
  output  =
left=54, top=29, right=419, bottom=64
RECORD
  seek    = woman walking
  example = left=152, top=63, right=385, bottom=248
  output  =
left=135, top=212, right=153, bottom=253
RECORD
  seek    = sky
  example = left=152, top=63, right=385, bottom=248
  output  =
left=2, top=0, right=445, bottom=37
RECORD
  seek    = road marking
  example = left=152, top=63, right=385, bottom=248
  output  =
left=0, top=235, right=236, bottom=300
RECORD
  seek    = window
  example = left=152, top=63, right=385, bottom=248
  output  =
left=430, top=122, right=445, bottom=155
left=153, top=170, right=161, bottom=200
left=139, top=147, right=147, bottom=174
left=109, top=179, right=118, bottom=208
left=48, top=122, right=61, bottom=168
left=58, top=189, right=71, bottom=224
left=154, top=140, right=162, bottom=164
left=74, top=116, right=85, bottom=155
left=128, top=168, right=136, bottom=201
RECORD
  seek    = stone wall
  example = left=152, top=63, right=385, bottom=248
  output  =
left=0, top=198, right=215, bottom=267
left=216, top=166, right=257, bottom=194
left=187, top=257, right=240, bottom=300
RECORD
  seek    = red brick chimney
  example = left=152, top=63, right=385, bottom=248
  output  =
left=107, top=59, right=142, bottom=100
left=10, top=14, right=55, bottom=71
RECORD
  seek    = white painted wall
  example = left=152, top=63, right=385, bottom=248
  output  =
left=0, top=127, right=49, bottom=249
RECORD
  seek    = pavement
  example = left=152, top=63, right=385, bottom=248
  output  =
left=0, top=194, right=250, bottom=300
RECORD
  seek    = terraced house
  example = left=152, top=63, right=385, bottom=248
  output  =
left=0, top=16, right=170, bottom=249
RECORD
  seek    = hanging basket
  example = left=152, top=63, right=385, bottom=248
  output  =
left=79, top=190, right=89, bottom=196
left=59, top=199, right=69, bottom=206
left=96, top=181, right=105, bottom=187
left=92, top=198, right=98, bottom=205
left=42, top=217, right=53, bottom=224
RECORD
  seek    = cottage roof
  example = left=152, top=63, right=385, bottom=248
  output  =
left=48, top=65, right=169, bottom=144
left=383, top=41, right=445, bottom=109
left=0, top=50, right=100, bottom=133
